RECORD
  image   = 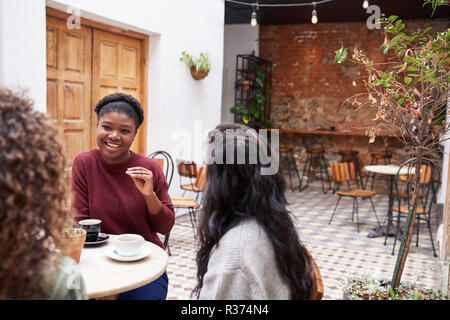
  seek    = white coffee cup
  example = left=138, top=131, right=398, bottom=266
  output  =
left=113, top=234, right=144, bottom=257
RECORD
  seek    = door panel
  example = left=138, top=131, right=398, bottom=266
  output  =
left=46, top=16, right=92, bottom=171
left=92, top=29, right=145, bottom=155
left=47, top=14, right=147, bottom=172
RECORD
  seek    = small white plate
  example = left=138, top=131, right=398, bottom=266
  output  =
left=105, top=246, right=151, bottom=262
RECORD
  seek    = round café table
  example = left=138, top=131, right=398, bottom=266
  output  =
left=363, top=165, right=415, bottom=241
left=78, top=234, right=168, bottom=299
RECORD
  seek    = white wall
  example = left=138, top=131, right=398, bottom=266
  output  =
left=0, top=0, right=47, bottom=113
left=0, top=0, right=225, bottom=197
left=437, top=100, right=450, bottom=205
left=221, top=24, right=259, bottom=123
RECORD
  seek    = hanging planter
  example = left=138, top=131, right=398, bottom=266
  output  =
left=180, top=51, right=211, bottom=81
left=190, top=67, right=209, bottom=80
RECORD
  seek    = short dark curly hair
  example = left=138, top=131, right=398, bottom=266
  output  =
left=94, top=92, right=144, bottom=130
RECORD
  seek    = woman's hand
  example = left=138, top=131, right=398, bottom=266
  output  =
left=126, top=167, right=154, bottom=197
left=126, top=167, right=161, bottom=214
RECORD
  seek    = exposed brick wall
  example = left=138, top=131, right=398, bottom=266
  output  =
left=259, top=19, right=447, bottom=172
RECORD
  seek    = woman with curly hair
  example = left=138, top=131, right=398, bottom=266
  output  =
left=71, top=92, right=174, bottom=300
left=0, top=88, right=87, bottom=299
left=193, top=123, right=313, bottom=299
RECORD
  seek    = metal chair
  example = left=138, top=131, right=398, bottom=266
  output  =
left=364, top=151, right=393, bottom=190
left=148, top=151, right=176, bottom=255
left=391, top=158, right=440, bottom=257
left=148, top=150, right=174, bottom=188
left=163, top=167, right=207, bottom=256
left=176, top=159, right=198, bottom=196
left=279, top=146, right=301, bottom=191
left=328, top=162, right=380, bottom=233
left=177, top=160, right=206, bottom=202
left=299, top=148, right=331, bottom=194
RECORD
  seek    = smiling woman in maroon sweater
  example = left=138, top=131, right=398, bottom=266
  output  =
left=71, top=93, right=174, bottom=300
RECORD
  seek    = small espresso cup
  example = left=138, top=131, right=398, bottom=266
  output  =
left=78, top=219, right=102, bottom=242
left=113, top=234, right=144, bottom=257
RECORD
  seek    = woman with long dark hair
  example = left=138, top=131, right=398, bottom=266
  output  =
left=193, top=123, right=313, bottom=299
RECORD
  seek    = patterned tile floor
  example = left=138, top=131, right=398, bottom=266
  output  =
left=163, top=183, right=443, bottom=300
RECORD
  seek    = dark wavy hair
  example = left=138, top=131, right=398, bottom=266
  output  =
left=94, top=92, right=144, bottom=131
left=0, top=88, right=74, bottom=299
left=193, top=123, right=313, bottom=299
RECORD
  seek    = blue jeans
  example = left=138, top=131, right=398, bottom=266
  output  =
left=118, top=272, right=168, bottom=300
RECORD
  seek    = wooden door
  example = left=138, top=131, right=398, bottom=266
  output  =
left=46, top=16, right=92, bottom=171
left=46, top=12, right=148, bottom=170
left=92, top=29, right=145, bottom=155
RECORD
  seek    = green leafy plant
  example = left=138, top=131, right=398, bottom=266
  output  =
left=229, top=103, right=248, bottom=124
left=63, top=227, right=83, bottom=237
left=334, top=1, right=449, bottom=292
left=230, top=65, right=272, bottom=129
left=179, top=51, right=211, bottom=72
left=340, top=273, right=448, bottom=300
left=423, top=0, right=448, bottom=16
left=334, top=46, right=348, bottom=64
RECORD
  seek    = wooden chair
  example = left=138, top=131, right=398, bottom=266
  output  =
left=163, top=197, right=200, bottom=256
left=148, top=150, right=174, bottom=188
left=176, top=159, right=198, bottom=196
left=181, top=165, right=207, bottom=203
left=391, top=158, right=440, bottom=257
left=393, top=163, right=431, bottom=200
left=305, top=247, right=324, bottom=300
left=328, top=162, right=381, bottom=233
left=338, top=149, right=363, bottom=188
left=164, top=167, right=207, bottom=256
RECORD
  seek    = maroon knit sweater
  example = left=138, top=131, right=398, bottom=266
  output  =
left=71, top=149, right=175, bottom=249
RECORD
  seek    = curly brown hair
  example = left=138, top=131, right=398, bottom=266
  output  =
left=0, top=88, right=74, bottom=299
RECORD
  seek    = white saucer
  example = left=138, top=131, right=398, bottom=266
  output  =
left=105, top=246, right=151, bottom=262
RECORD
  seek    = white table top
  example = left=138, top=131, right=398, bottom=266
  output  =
left=78, top=234, right=168, bottom=299
left=364, top=164, right=415, bottom=176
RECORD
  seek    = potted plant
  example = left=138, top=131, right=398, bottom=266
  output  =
left=334, top=0, right=449, bottom=293
left=60, top=227, right=86, bottom=263
left=239, top=79, right=252, bottom=91
left=180, top=51, right=211, bottom=80
left=341, top=273, right=448, bottom=300
left=230, top=66, right=272, bottom=130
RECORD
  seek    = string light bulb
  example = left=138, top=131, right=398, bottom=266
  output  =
left=250, top=7, right=257, bottom=26
left=362, top=0, right=369, bottom=9
left=311, top=4, right=318, bottom=24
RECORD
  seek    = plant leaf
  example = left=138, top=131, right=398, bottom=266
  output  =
left=334, top=46, right=348, bottom=64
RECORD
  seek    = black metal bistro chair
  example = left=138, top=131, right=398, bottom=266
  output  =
left=299, top=148, right=331, bottom=194
left=279, top=146, right=301, bottom=191
left=148, top=150, right=174, bottom=188
left=364, top=151, right=393, bottom=190
left=149, top=151, right=175, bottom=255
left=391, top=158, right=440, bottom=257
